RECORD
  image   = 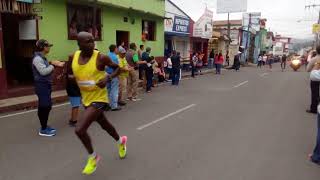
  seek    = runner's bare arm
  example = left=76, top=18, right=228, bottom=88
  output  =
left=101, top=54, right=120, bottom=78
left=96, top=54, right=120, bottom=88
left=67, top=55, right=76, bottom=80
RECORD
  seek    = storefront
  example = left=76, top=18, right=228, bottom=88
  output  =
left=164, top=0, right=191, bottom=60
left=0, top=0, right=165, bottom=99
left=0, top=0, right=39, bottom=98
left=190, top=8, right=213, bottom=65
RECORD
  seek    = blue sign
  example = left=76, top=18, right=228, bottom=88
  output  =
left=17, top=0, right=33, bottom=3
left=173, top=16, right=190, bottom=34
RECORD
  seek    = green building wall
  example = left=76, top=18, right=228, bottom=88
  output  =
left=36, top=0, right=164, bottom=61
left=98, top=0, right=165, bottom=17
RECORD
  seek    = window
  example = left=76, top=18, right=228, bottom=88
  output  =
left=142, top=20, right=156, bottom=41
left=67, top=4, right=102, bottom=40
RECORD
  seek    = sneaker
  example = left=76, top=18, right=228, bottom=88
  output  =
left=111, top=107, right=122, bottom=111
left=118, top=101, right=126, bottom=106
left=82, top=154, right=101, bottom=175
left=46, top=126, right=57, bottom=133
left=68, top=120, right=77, bottom=127
left=118, top=136, right=127, bottom=159
left=38, top=128, right=56, bottom=137
left=132, top=98, right=141, bottom=102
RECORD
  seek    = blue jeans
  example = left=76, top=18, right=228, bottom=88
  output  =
left=107, top=78, right=119, bottom=109
left=172, top=68, right=180, bottom=85
left=215, top=64, right=222, bottom=74
left=312, top=114, right=320, bottom=163
left=208, top=58, right=214, bottom=69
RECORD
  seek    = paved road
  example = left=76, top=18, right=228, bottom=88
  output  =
left=1, top=65, right=319, bottom=180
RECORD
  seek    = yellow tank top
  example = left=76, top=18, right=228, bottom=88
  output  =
left=72, top=50, right=108, bottom=107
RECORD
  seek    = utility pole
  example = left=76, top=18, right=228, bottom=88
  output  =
left=245, top=13, right=252, bottom=63
left=93, top=0, right=98, bottom=40
left=305, top=4, right=320, bottom=46
left=227, top=12, right=230, bottom=57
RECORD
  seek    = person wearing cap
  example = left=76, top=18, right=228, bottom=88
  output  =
left=106, top=44, right=121, bottom=111
left=32, top=39, right=64, bottom=137
left=118, top=47, right=130, bottom=106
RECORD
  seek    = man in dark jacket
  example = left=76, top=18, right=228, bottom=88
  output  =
left=171, top=50, right=181, bottom=85
left=142, top=47, right=153, bottom=92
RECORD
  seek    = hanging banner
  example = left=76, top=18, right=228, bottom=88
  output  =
left=313, top=24, right=320, bottom=34
left=217, top=0, right=247, bottom=14
left=243, top=12, right=261, bottom=32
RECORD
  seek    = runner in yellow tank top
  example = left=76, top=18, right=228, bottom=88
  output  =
left=67, top=32, right=127, bottom=175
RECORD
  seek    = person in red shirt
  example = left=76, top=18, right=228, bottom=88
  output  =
left=215, top=53, right=224, bottom=74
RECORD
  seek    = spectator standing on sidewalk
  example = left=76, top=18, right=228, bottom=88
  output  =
left=118, top=47, right=129, bottom=106
left=226, top=54, right=230, bottom=67
left=66, top=57, right=81, bottom=127
left=166, top=54, right=173, bottom=81
left=233, top=51, right=241, bottom=71
left=32, top=39, right=65, bottom=137
left=307, top=52, right=320, bottom=165
left=215, top=52, right=224, bottom=75
left=263, top=54, right=268, bottom=66
left=171, top=50, right=181, bottom=85
left=208, top=49, right=214, bottom=69
left=126, top=43, right=146, bottom=101
left=107, top=44, right=121, bottom=111
left=257, top=54, right=263, bottom=68
left=197, top=52, right=204, bottom=75
left=142, top=47, right=154, bottom=93
left=138, top=45, right=145, bottom=80
left=191, top=52, right=198, bottom=78
left=268, top=54, right=274, bottom=71
left=307, top=48, right=320, bottom=114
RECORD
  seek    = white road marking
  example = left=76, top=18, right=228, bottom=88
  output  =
left=137, top=104, right=197, bottom=131
left=233, top=80, right=249, bottom=88
left=260, top=73, right=269, bottom=77
left=0, top=103, right=70, bottom=119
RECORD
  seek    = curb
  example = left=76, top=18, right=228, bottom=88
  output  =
left=0, top=96, right=68, bottom=114
left=0, top=69, right=215, bottom=114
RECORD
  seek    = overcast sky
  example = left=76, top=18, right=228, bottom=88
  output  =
left=171, top=0, right=320, bottom=39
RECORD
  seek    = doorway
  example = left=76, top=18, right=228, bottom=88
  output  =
left=1, top=13, right=37, bottom=92
left=116, top=31, right=129, bottom=49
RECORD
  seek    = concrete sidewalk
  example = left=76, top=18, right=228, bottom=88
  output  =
left=0, top=68, right=215, bottom=114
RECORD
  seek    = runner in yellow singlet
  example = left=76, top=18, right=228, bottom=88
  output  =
left=67, top=32, right=127, bottom=175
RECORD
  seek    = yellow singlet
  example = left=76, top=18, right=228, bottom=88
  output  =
left=72, top=50, right=108, bottom=107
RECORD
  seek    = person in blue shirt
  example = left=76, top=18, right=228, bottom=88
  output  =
left=107, top=44, right=121, bottom=111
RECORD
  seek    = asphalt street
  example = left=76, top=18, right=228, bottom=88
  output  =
left=1, top=64, right=319, bottom=180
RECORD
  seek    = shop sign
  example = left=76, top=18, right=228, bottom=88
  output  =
left=16, top=0, right=33, bottom=3
left=165, top=14, right=190, bottom=34
left=173, top=16, right=189, bottom=34
left=193, top=8, right=213, bottom=39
